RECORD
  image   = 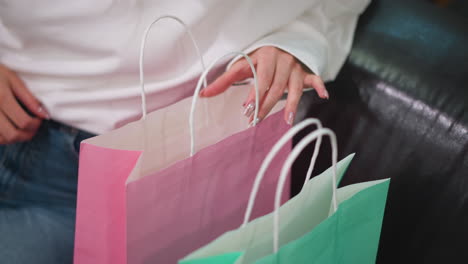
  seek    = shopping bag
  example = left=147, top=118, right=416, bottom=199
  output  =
left=180, top=119, right=390, bottom=264
left=74, top=17, right=290, bottom=264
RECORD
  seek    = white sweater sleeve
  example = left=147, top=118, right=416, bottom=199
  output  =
left=227, top=0, right=371, bottom=82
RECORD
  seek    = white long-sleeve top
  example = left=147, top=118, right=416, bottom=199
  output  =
left=0, top=0, right=369, bottom=134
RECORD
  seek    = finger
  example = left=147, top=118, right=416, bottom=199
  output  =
left=0, top=135, right=6, bottom=145
left=269, top=53, right=295, bottom=97
left=250, top=54, right=294, bottom=122
left=1, top=86, right=41, bottom=131
left=6, top=69, right=49, bottom=119
left=284, top=66, right=305, bottom=125
left=304, top=74, right=328, bottom=99
left=199, top=59, right=255, bottom=97
left=243, top=51, right=277, bottom=119
left=0, top=112, right=35, bottom=143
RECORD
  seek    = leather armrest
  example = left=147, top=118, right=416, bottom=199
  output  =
left=293, top=0, right=468, bottom=262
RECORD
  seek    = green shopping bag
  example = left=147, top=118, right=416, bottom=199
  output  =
left=179, top=119, right=389, bottom=264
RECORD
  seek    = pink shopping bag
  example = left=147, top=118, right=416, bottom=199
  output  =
left=75, top=111, right=290, bottom=264
left=74, top=18, right=291, bottom=263
left=74, top=86, right=290, bottom=264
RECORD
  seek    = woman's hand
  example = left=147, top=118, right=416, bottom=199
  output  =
left=0, top=64, right=49, bottom=144
left=199, top=46, right=328, bottom=125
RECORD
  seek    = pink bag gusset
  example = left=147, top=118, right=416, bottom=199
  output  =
left=75, top=146, right=142, bottom=263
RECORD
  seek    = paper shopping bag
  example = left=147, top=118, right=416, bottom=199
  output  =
left=74, top=17, right=290, bottom=263
left=180, top=120, right=390, bottom=264
left=179, top=180, right=389, bottom=264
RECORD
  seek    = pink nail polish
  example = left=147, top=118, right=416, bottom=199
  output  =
left=287, top=112, right=294, bottom=125
left=249, top=117, right=261, bottom=127
left=243, top=102, right=255, bottom=117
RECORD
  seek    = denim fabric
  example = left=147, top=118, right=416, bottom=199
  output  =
left=0, top=120, right=95, bottom=264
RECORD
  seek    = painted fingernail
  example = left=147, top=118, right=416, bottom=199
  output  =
left=287, top=112, right=295, bottom=125
left=249, top=117, right=261, bottom=127
left=243, top=102, right=255, bottom=117
left=38, top=106, right=50, bottom=120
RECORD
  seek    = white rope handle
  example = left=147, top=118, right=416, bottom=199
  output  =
left=302, top=124, right=324, bottom=192
left=242, top=118, right=324, bottom=227
left=189, top=51, right=259, bottom=156
left=273, top=128, right=338, bottom=252
left=139, top=15, right=206, bottom=119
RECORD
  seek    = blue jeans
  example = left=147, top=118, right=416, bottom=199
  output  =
left=0, top=120, right=95, bottom=264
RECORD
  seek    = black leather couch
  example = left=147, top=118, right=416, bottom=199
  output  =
left=292, top=0, right=468, bottom=263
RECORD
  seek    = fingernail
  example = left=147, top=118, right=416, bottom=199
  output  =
left=38, top=106, right=50, bottom=120
left=324, top=90, right=329, bottom=99
left=199, top=89, right=205, bottom=97
left=249, top=117, right=261, bottom=127
left=287, top=112, right=295, bottom=125
left=243, top=102, right=255, bottom=117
